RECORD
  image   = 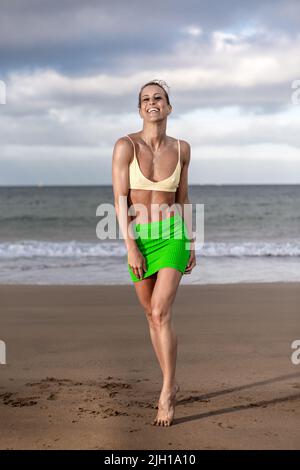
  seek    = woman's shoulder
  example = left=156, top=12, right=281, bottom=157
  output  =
left=125, top=132, right=140, bottom=142
left=175, top=138, right=191, bottom=164
left=114, top=134, right=136, bottom=148
left=176, top=137, right=190, bottom=147
left=170, top=136, right=190, bottom=147
left=112, top=135, right=136, bottom=165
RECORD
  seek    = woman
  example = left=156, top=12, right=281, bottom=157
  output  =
left=112, top=79, right=196, bottom=426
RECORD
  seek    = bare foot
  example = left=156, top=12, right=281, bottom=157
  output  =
left=154, top=382, right=180, bottom=409
left=152, top=383, right=179, bottom=426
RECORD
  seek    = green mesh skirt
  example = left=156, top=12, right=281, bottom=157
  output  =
left=128, top=214, right=191, bottom=283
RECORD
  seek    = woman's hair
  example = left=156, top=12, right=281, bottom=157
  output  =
left=138, top=79, right=171, bottom=108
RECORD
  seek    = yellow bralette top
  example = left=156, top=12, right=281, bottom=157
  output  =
left=126, top=135, right=181, bottom=192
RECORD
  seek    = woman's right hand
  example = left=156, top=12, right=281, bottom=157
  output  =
left=128, top=246, right=147, bottom=280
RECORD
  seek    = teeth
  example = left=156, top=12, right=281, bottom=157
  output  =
left=148, top=108, right=159, bottom=112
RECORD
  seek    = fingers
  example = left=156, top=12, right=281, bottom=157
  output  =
left=130, top=264, right=146, bottom=280
left=138, top=267, right=144, bottom=279
left=128, top=251, right=147, bottom=280
left=137, top=260, right=146, bottom=279
left=132, top=267, right=142, bottom=280
left=185, top=265, right=195, bottom=273
left=184, top=259, right=196, bottom=274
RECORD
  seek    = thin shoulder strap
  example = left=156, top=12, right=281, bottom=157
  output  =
left=177, top=139, right=180, bottom=163
left=126, top=135, right=136, bottom=158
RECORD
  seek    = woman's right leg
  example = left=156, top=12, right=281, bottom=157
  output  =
left=133, top=273, right=166, bottom=376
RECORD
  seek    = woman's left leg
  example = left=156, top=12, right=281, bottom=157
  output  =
left=149, top=267, right=183, bottom=426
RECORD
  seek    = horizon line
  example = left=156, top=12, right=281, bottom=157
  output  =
left=0, top=183, right=300, bottom=188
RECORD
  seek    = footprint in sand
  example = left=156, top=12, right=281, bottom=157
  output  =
left=1, top=393, right=39, bottom=407
left=100, top=381, right=132, bottom=391
left=217, top=422, right=235, bottom=430
left=102, top=407, right=129, bottom=417
left=47, top=393, right=57, bottom=401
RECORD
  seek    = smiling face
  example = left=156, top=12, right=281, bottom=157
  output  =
left=138, top=84, right=172, bottom=122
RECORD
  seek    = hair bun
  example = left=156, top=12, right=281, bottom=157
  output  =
left=151, top=79, right=170, bottom=94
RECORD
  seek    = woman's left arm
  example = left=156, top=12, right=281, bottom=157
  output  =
left=175, top=140, right=197, bottom=274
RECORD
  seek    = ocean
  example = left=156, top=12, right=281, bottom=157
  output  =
left=0, top=185, right=299, bottom=285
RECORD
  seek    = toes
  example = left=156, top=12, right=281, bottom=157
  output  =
left=152, top=417, right=173, bottom=427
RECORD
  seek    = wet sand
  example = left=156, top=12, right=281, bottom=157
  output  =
left=0, top=283, right=299, bottom=450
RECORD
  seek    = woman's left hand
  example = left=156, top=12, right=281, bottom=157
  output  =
left=184, top=249, right=196, bottom=274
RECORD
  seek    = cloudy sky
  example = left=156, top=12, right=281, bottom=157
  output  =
left=0, top=0, right=300, bottom=185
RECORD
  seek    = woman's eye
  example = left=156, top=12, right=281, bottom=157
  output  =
left=143, top=97, right=161, bottom=101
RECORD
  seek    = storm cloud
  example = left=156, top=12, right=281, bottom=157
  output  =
left=0, top=0, right=299, bottom=184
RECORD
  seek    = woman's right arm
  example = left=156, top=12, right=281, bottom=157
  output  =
left=112, top=137, right=146, bottom=279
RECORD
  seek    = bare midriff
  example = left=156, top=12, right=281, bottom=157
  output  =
left=127, top=189, right=179, bottom=225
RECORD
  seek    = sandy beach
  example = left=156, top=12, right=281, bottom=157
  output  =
left=0, top=283, right=299, bottom=450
